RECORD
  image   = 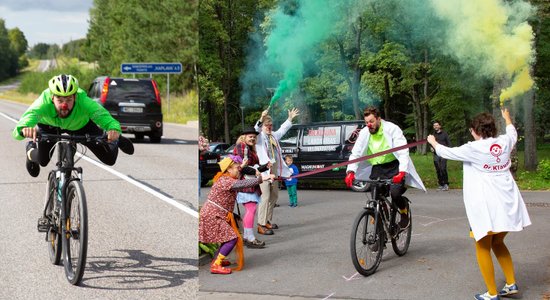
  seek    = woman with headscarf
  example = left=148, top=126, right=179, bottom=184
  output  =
left=199, top=155, right=274, bottom=274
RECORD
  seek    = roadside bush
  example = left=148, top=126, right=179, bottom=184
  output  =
left=18, top=65, right=98, bottom=95
left=538, top=159, right=550, bottom=180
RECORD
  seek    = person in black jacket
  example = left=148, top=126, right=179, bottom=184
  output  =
left=431, top=121, right=451, bottom=191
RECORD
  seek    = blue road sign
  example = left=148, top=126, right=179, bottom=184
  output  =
left=120, top=63, right=183, bottom=74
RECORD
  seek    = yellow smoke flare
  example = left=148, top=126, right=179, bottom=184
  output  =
left=500, top=67, right=534, bottom=106
left=430, top=0, right=535, bottom=106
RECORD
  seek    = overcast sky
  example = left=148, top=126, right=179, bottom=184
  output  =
left=0, top=0, right=93, bottom=47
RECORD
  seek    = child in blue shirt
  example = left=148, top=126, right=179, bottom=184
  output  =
left=284, top=155, right=299, bottom=207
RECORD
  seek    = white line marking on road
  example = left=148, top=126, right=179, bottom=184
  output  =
left=77, top=153, right=198, bottom=218
left=322, top=292, right=335, bottom=299
left=0, top=111, right=18, bottom=123
left=342, top=272, right=361, bottom=281
left=1, top=111, right=198, bottom=218
left=415, top=215, right=465, bottom=226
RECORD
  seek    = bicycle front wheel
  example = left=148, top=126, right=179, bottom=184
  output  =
left=350, top=208, right=383, bottom=276
left=45, top=172, right=61, bottom=265
left=391, top=199, right=412, bottom=256
left=62, top=180, right=88, bottom=285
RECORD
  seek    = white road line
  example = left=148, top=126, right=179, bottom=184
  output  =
left=342, top=272, right=360, bottom=281
left=1, top=110, right=198, bottom=218
left=0, top=111, right=18, bottom=123
left=78, top=153, right=198, bottom=218
left=415, top=215, right=465, bottom=226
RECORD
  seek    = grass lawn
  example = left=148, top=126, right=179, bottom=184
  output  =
left=294, top=146, right=550, bottom=191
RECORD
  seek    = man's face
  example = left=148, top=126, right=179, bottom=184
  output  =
left=244, top=134, right=257, bottom=146
left=263, top=122, right=273, bottom=134
left=52, top=95, right=75, bottom=118
left=433, top=122, right=441, bottom=132
left=364, top=114, right=381, bottom=134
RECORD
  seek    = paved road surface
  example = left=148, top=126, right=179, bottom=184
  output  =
left=0, top=99, right=199, bottom=299
left=199, top=186, right=550, bottom=300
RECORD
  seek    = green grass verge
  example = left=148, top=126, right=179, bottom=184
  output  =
left=162, top=89, right=198, bottom=124
left=291, top=148, right=550, bottom=191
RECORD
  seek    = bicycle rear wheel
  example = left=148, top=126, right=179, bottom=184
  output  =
left=45, top=172, right=62, bottom=265
left=62, top=180, right=88, bottom=285
left=350, top=208, right=383, bottom=276
left=391, top=199, right=412, bottom=256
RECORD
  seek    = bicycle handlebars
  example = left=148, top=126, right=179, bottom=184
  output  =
left=36, top=132, right=108, bottom=144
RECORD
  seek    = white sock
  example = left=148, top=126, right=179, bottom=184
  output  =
left=243, top=228, right=254, bottom=241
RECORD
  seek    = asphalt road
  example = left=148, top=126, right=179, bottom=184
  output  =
left=199, top=186, right=550, bottom=299
left=0, top=99, right=199, bottom=299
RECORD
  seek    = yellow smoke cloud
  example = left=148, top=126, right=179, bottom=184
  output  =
left=430, top=0, right=535, bottom=106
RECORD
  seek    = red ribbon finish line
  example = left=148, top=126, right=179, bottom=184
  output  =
left=277, top=139, right=427, bottom=181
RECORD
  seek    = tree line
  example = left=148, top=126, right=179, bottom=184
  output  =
left=1, top=0, right=198, bottom=94
left=199, top=0, right=550, bottom=171
left=0, top=19, right=28, bottom=81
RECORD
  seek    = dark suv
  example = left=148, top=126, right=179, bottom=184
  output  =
left=87, top=77, right=163, bottom=143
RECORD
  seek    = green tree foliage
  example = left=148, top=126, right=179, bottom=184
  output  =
left=199, top=0, right=549, bottom=154
left=530, top=0, right=550, bottom=140
left=9, top=27, right=30, bottom=69
left=86, top=0, right=198, bottom=92
left=61, top=38, right=87, bottom=60
left=199, top=0, right=265, bottom=142
left=8, top=28, right=27, bottom=56
left=28, top=43, right=51, bottom=59
left=0, top=19, right=18, bottom=80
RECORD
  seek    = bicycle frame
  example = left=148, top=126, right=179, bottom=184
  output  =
left=41, top=138, right=83, bottom=229
left=351, top=178, right=412, bottom=276
left=37, top=132, right=104, bottom=285
left=364, top=179, right=398, bottom=239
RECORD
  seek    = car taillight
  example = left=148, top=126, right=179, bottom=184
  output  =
left=100, top=77, right=110, bottom=104
left=151, top=80, right=161, bottom=105
left=200, top=154, right=204, bottom=161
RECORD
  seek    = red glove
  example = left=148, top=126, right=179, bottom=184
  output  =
left=392, top=171, right=406, bottom=184
left=345, top=172, right=355, bottom=188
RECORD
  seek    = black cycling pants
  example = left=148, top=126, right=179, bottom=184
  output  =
left=34, top=121, right=119, bottom=166
left=370, top=160, right=408, bottom=210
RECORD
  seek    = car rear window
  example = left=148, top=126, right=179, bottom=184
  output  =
left=107, top=79, right=156, bottom=103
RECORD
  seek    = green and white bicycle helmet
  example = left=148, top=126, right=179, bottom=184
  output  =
left=48, top=74, right=79, bottom=96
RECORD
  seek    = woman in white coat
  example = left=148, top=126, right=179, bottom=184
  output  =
left=427, top=108, right=531, bottom=300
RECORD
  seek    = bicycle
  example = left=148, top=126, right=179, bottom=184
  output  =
left=36, top=132, right=107, bottom=285
left=350, top=178, right=412, bottom=276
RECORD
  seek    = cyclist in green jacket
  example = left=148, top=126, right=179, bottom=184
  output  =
left=13, top=74, right=134, bottom=177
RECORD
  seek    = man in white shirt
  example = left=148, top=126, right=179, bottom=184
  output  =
left=254, top=108, right=299, bottom=235
left=345, top=107, right=425, bottom=228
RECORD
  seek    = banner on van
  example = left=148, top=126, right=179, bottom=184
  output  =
left=278, top=139, right=427, bottom=181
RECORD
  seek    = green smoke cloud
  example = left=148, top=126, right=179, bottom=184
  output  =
left=257, top=0, right=347, bottom=108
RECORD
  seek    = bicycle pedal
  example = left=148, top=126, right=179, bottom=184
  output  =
left=37, top=217, right=50, bottom=232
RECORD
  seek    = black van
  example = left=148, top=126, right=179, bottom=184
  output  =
left=87, top=77, right=163, bottom=143
left=279, top=120, right=368, bottom=190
